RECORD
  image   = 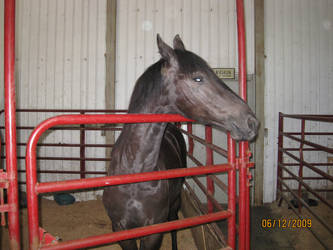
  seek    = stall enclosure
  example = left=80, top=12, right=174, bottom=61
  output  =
left=0, top=0, right=256, bottom=202
left=277, top=113, right=333, bottom=249
left=1, top=0, right=255, bottom=249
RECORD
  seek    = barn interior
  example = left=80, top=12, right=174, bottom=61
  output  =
left=1, top=0, right=333, bottom=250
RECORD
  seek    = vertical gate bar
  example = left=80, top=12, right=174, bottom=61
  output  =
left=239, top=155, right=247, bottom=250
left=26, top=135, right=42, bottom=249
left=236, top=0, right=250, bottom=249
left=298, top=119, right=306, bottom=213
left=80, top=111, right=86, bottom=179
left=4, top=0, right=21, bottom=249
left=245, top=162, right=250, bottom=250
left=277, top=112, right=284, bottom=204
left=227, top=134, right=236, bottom=249
left=205, top=125, right=214, bottom=212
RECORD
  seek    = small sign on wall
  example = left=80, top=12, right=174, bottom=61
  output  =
left=212, top=68, right=235, bottom=79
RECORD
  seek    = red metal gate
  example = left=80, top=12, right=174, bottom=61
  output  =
left=277, top=113, right=333, bottom=249
left=1, top=0, right=253, bottom=249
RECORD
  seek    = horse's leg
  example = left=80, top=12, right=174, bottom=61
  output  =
left=112, top=222, right=138, bottom=250
left=119, top=239, right=138, bottom=250
left=139, top=234, right=163, bottom=250
left=170, top=230, right=178, bottom=250
left=168, top=197, right=181, bottom=250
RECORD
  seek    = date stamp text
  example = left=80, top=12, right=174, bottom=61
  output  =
left=261, top=219, right=312, bottom=228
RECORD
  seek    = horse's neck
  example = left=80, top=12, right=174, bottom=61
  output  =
left=112, top=95, right=170, bottom=174
left=113, top=122, right=167, bottom=174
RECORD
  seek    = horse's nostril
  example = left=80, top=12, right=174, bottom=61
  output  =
left=247, top=116, right=259, bottom=132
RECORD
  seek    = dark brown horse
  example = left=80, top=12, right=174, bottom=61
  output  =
left=103, top=35, right=259, bottom=250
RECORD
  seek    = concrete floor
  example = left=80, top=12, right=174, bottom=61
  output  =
left=250, top=205, right=296, bottom=250
left=217, top=201, right=331, bottom=250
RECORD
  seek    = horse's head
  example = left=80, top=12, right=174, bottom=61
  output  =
left=157, top=34, right=259, bottom=141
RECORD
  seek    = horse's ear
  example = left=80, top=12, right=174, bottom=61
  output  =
left=173, top=34, right=185, bottom=51
left=157, top=34, right=178, bottom=68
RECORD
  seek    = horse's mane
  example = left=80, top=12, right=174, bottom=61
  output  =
left=128, top=60, right=164, bottom=113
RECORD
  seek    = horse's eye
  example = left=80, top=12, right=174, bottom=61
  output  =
left=193, top=76, right=203, bottom=83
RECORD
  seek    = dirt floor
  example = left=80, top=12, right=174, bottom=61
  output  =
left=1, top=197, right=197, bottom=250
left=1, top=197, right=332, bottom=250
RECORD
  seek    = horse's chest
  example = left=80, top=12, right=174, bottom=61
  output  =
left=105, top=181, right=169, bottom=226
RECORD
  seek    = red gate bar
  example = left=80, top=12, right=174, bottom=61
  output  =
left=236, top=0, right=251, bottom=249
left=4, top=0, right=20, bottom=249
left=205, top=126, right=215, bottom=212
left=41, top=210, right=232, bottom=250
left=227, top=134, right=237, bottom=249
left=35, top=164, right=232, bottom=194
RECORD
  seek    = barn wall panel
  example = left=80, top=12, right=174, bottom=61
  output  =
left=13, top=0, right=107, bottom=201
left=115, top=0, right=255, bottom=110
left=264, top=0, right=333, bottom=202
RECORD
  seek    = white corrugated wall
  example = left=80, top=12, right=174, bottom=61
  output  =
left=115, top=0, right=255, bottom=110
left=264, top=0, right=333, bottom=202
left=12, top=0, right=107, bottom=201
left=15, top=0, right=106, bottom=109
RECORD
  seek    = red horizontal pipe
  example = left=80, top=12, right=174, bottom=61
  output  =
left=36, top=164, right=232, bottom=194
left=0, top=108, right=128, bottom=113
left=282, top=150, right=333, bottom=182
left=26, top=115, right=193, bottom=153
left=1, top=142, right=115, bottom=148
left=0, top=203, right=11, bottom=213
left=282, top=132, right=333, bottom=136
left=281, top=188, right=333, bottom=192
left=281, top=148, right=328, bottom=152
left=280, top=113, right=333, bottom=122
left=5, top=156, right=112, bottom=161
left=18, top=170, right=107, bottom=175
left=280, top=163, right=333, bottom=166
left=41, top=210, right=231, bottom=250
left=0, top=126, right=123, bottom=131
left=281, top=177, right=329, bottom=180
left=282, top=133, right=333, bottom=154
